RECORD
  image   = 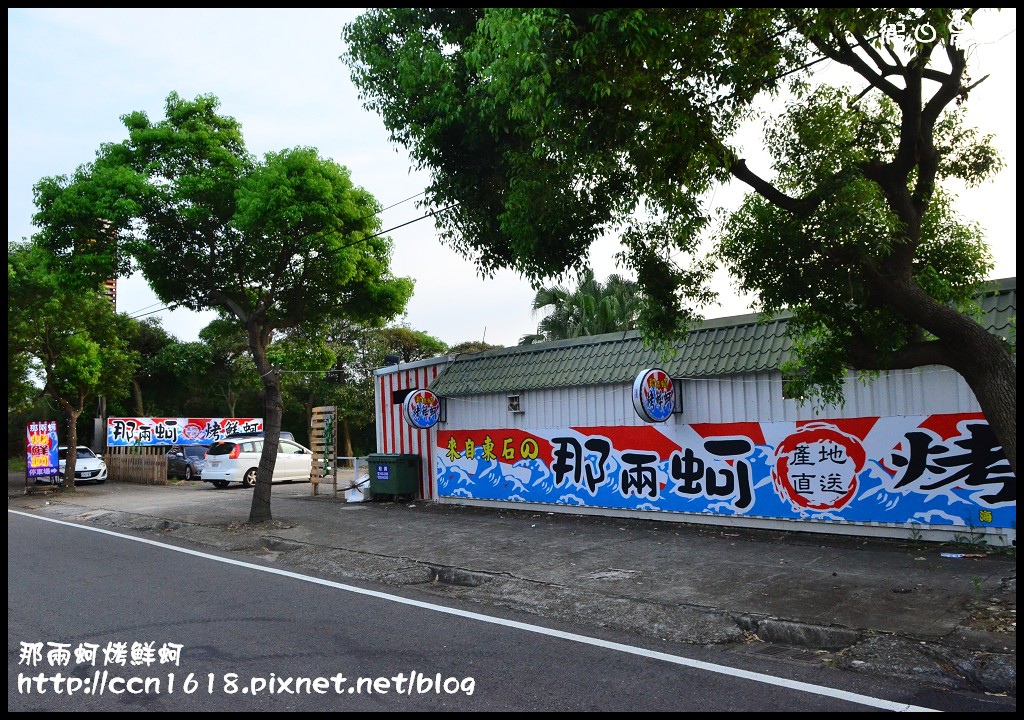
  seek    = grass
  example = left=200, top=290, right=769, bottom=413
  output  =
left=952, top=523, right=990, bottom=550
left=8, top=456, right=27, bottom=472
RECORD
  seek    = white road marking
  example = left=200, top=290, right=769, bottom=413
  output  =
left=9, top=509, right=939, bottom=712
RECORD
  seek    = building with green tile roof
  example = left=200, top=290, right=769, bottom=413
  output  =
left=374, top=279, right=1014, bottom=545
left=429, top=277, right=1015, bottom=400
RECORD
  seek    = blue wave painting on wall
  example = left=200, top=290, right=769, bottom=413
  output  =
left=435, top=414, right=1015, bottom=531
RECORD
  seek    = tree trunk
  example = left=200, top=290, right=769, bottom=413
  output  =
left=221, top=379, right=241, bottom=416
left=131, top=378, right=145, bottom=416
left=947, top=332, right=1017, bottom=479
left=248, top=335, right=283, bottom=524
left=60, top=408, right=82, bottom=492
left=341, top=417, right=354, bottom=461
left=305, top=393, right=315, bottom=443
left=880, top=279, right=1017, bottom=477
left=97, top=394, right=107, bottom=454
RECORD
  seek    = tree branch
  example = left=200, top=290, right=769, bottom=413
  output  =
left=921, top=43, right=967, bottom=130
left=845, top=337, right=950, bottom=371
left=728, top=159, right=817, bottom=215
left=851, top=32, right=900, bottom=77
left=811, top=31, right=902, bottom=101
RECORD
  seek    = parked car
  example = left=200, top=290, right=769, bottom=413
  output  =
left=55, top=445, right=108, bottom=485
left=166, top=444, right=207, bottom=481
left=202, top=437, right=312, bottom=489
left=225, top=430, right=295, bottom=442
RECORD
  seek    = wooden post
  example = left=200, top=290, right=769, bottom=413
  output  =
left=309, top=406, right=337, bottom=496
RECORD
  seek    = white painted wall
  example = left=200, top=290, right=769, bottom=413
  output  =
left=439, top=366, right=980, bottom=431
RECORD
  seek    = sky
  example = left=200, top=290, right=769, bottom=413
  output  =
left=7, top=9, right=1017, bottom=349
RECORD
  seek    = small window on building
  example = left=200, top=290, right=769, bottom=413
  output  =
left=507, top=394, right=523, bottom=413
left=392, top=388, right=415, bottom=405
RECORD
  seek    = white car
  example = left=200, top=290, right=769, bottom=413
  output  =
left=56, top=445, right=108, bottom=485
left=202, top=436, right=312, bottom=489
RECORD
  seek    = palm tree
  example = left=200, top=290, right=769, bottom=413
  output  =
left=520, top=269, right=642, bottom=344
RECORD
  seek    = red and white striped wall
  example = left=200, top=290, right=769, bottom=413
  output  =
left=374, top=355, right=454, bottom=500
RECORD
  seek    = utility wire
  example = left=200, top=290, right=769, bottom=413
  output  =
left=119, top=192, right=448, bottom=325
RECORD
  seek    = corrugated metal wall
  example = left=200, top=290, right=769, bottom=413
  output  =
left=374, top=357, right=453, bottom=499
left=376, top=359, right=982, bottom=499
left=440, top=365, right=981, bottom=430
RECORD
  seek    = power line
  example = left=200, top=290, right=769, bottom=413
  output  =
left=119, top=196, right=455, bottom=323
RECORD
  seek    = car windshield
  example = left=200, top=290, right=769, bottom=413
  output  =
left=58, top=447, right=96, bottom=460
left=185, top=446, right=207, bottom=458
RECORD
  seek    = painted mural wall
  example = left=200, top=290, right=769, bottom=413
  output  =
left=435, top=413, right=1015, bottom=532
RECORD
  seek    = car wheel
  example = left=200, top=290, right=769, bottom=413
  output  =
left=184, top=466, right=193, bottom=481
left=242, top=468, right=258, bottom=488
left=212, top=481, right=228, bottom=489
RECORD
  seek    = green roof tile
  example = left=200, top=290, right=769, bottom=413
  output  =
left=429, top=279, right=1016, bottom=396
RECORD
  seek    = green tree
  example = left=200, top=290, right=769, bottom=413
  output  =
left=7, top=255, right=38, bottom=417
left=520, top=268, right=641, bottom=344
left=33, top=92, right=414, bottom=520
left=342, top=8, right=1016, bottom=472
left=124, top=318, right=172, bottom=416
left=448, top=340, right=502, bottom=354
left=198, top=318, right=261, bottom=417
left=267, top=324, right=338, bottom=448
left=377, top=325, right=449, bottom=363
left=146, top=338, right=218, bottom=416
left=309, top=320, right=382, bottom=459
left=319, top=322, right=449, bottom=456
left=117, top=317, right=208, bottom=417
left=8, top=240, right=139, bottom=490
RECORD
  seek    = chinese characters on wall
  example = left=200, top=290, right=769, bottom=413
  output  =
left=435, top=415, right=1014, bottom=531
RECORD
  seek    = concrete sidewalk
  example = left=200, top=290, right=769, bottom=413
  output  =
left=7, top=473, right=1016, bottom=697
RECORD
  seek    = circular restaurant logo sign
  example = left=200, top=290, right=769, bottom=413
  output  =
left=403, top=389, right=441, bottom=429
left=631, top=368, right=675, bottom=423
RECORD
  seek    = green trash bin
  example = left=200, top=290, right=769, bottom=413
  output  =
left=367, top=453, right=420, bottom=497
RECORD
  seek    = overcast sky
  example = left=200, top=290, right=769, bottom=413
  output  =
left=7, top=9, right=1017, bottom=349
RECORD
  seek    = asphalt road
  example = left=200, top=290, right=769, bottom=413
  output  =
left=9, top=467, right=1017, bottom=709
left=10, top=508, right=1012, bottom=712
